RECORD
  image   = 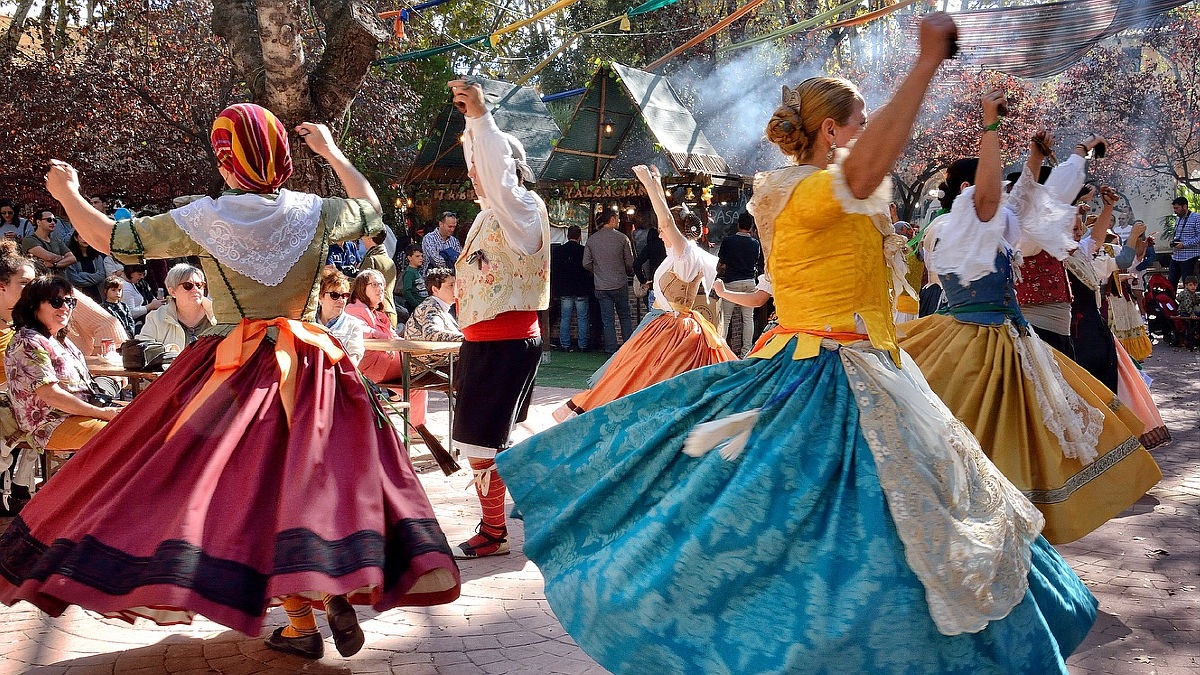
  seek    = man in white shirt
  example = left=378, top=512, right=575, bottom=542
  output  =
left=447, top=80, right=550, bottom=559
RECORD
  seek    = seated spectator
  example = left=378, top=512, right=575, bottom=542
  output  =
left=137, top=264, right=215, bottom=353
left=5, top=276, right=120, bottom=455
left=359, top=229, right=398, bottom=326
left=326, top=239, right=363, bottom=276
left=0, top=241, right=36, bottom=377
left=21, top=210, right=76, bottom=275
left=118, top=264, right=163, bottom=330
left=0, top=199, right=30, bottom=241
left=344, top=269, right=403, bottom=383
left=399, top=245, right=427, bottom=313
left=315, top=270, right=365, bottom=364
left=403, top=268, right=463, bottom=347
left=64, top=231, right=109, bottom=302
left=99, top=276, right=136, bottom=340
left=400, top=268, right=463, bottom=430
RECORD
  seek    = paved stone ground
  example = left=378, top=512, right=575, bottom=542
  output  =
left=0, top=346, right=1195, bottom=674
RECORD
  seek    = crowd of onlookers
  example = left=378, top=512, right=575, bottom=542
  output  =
left=0, top=198, right=475, bottom=516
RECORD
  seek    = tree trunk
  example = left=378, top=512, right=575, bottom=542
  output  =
left=0, top=0, right=36, bottom=67
left=213, top=0, right=387, bottom=195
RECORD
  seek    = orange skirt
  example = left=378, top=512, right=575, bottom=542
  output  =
left=555, top=312, right=736, bottom=421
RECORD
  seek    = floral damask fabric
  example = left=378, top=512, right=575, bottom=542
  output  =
left=4, top=328, right=92, bottom=448
left=497, top=349, right=1097, bottom=674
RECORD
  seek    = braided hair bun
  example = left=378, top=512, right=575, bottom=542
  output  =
left=767, top=78, right=863, bottom=164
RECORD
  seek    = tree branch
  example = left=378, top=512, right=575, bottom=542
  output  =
left=308, top=0, right=388, bottom=120
left=212, top=0, right=267, bottom=101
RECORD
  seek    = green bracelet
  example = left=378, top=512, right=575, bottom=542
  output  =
left=982, top=120, right=1001, bottom=132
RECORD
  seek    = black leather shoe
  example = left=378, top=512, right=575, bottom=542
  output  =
left=324, top=595, right=365, bottom=657
left=264, top=626, right=324, bottom=659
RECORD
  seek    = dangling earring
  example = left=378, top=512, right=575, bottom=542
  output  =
left=826, top=141, right=837, bottom=163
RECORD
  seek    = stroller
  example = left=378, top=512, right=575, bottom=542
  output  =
left=1143, top=273, right=1179, bottom=344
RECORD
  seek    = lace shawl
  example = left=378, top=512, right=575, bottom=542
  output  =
left=1010, top=325, right=1104, bottom=464
left=170, top=189, right=322, bottom=286
left=841, top=343, right=1044, bottom=636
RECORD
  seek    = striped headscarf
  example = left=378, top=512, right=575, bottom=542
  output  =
left=210, top=103, right=293, bottom=193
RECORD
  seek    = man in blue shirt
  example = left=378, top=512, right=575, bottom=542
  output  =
left=1169, top=196, right=1200, bottom=291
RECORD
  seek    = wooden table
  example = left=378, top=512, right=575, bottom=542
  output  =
left=85, top=356, right=161, bottom=396
left=362, top=339, right=461, bottom=454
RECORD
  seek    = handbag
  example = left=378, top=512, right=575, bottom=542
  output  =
left=85, top=376, right=123, bottom=408
left=120, top=338, right=177, bottom=372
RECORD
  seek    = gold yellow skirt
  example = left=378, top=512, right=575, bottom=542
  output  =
left=898, top=315, right=1162, bottom=544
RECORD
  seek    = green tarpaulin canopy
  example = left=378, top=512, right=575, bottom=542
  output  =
left=406, top=78, right=560, bottom=183
left=540, top=62, right=729, bottom=182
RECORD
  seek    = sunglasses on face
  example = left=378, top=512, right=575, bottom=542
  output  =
left=178, top=281, right=206, bottom=292
left=325, top=291, right=350, bottom=301
left=47, top=296, right=78, bottom=310
left=0, top=210, right=13, bottom=216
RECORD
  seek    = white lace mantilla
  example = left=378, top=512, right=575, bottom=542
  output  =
left=170, top=189, right=322, bottom=286
left=841, top=343, right=1044, bottom=636
left=1009, top=324, right=1104, bottom=464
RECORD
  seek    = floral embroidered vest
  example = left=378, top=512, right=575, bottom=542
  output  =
left=454, top=201, right=551, bottom=329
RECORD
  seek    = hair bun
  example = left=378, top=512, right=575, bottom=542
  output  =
left=766, top=105, right=807, bottom=160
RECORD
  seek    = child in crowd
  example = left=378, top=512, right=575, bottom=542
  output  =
left=100, top=275, right=136, bottom=340
left=1178, top=276, right=1199, bottom=316
left=1178, top=276, right=1199, bottom=348
left=400, top=245, right=427, bottom=312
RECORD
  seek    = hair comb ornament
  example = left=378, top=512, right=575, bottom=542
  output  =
left=781, top=85, right=802, bottom=113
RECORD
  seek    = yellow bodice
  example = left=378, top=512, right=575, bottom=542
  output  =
left=753, top=170, right=900, bottom=363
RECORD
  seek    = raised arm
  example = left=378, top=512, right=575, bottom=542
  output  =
left=632, top=165, right=686, bottom=253
left=451, top=80, right=544, bottom=255
left=973, top=90, right=1005, bottom=223
left=296, top=123, right=382, bottom=216
left=841, top=13, right=957, bottom=199
left=1092, top=187, right=1119, bottom=245
left=45, top=161, right=116, bottom=255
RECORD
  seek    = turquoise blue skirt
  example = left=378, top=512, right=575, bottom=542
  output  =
left=497, top=348, right=1097, bottom=674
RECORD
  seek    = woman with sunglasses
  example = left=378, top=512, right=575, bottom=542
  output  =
left=315, top=269, right=364, bottom=364
left=4, top=276, right=119, bottom=458
left=136, top=263, right=215, bottom=354
left=0, top=104, right=460, bottom=660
